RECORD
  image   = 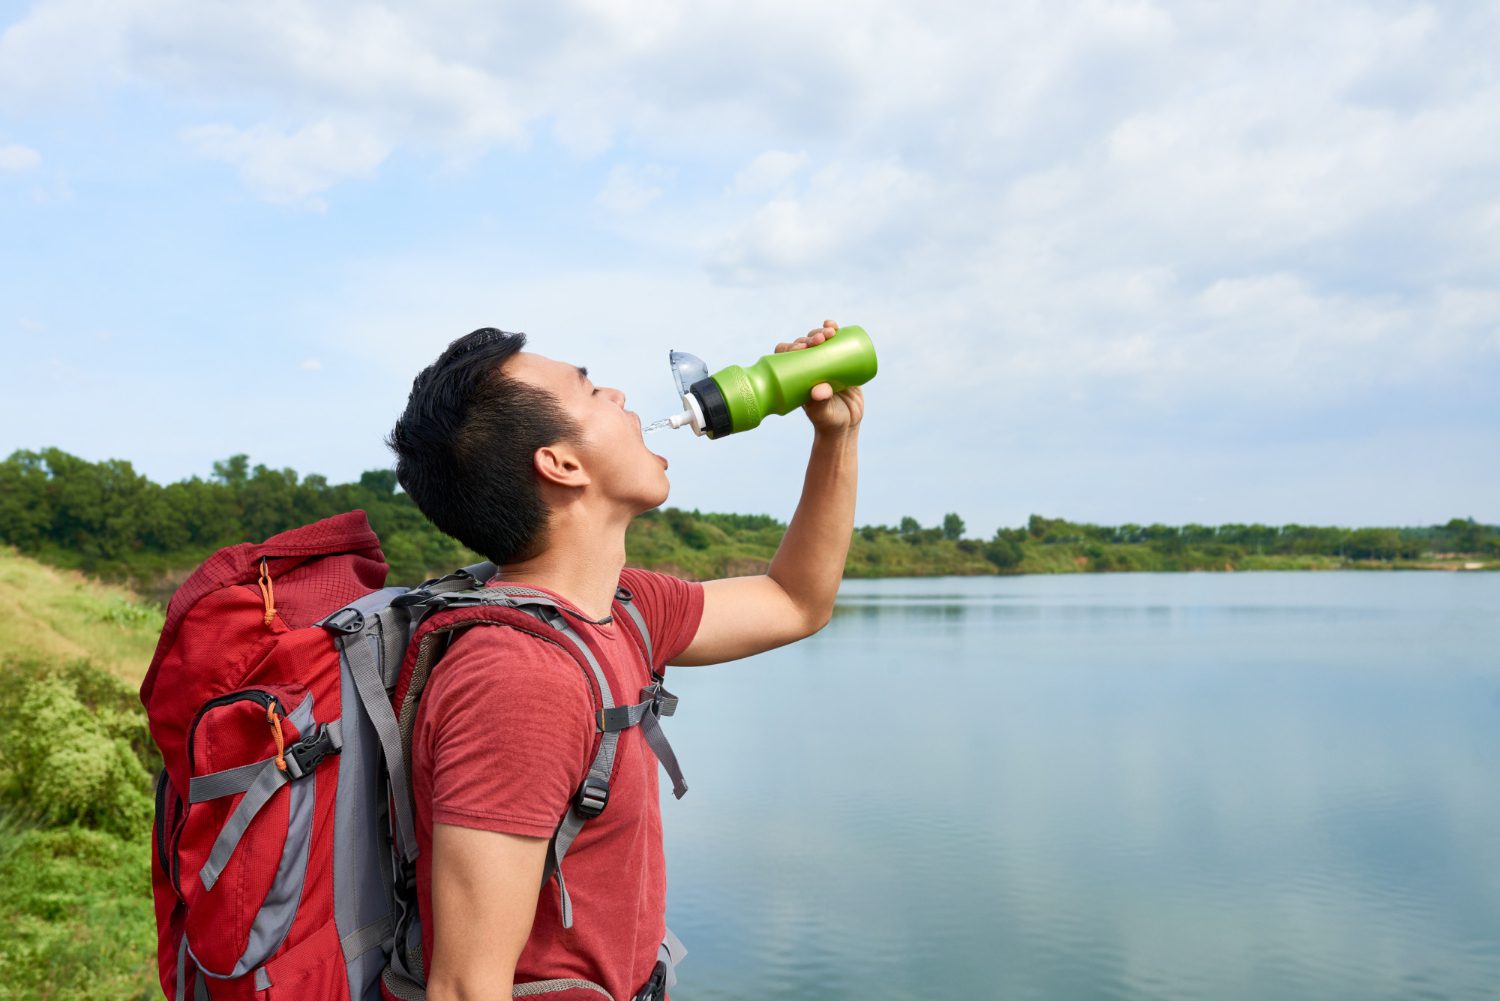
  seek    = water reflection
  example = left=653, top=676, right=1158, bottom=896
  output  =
left=664, top=574, right=1500, bottom=1000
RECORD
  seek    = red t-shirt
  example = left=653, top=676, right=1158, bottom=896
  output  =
left=411, top=566, right=705, bottom=999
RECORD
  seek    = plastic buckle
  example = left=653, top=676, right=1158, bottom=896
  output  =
left=631, top=961, right=668, bottom=1001
left=323, top=607, right=365, bottom=634
left=283, top=724, right=343, bottom=780
left=575, top=777, right=610, bottom=818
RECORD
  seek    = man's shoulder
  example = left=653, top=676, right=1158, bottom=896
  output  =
left=619, top=565, right=689, bottom=584
left=619, top=566, right=698, bottom=605
left=427, top=620, right=591, bottom=703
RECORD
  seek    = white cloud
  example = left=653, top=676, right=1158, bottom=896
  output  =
left=711, top=160, right=935, bottom=283
left=595, top=163, right=673, bottom=213
left=730, top=151, right=808, bottom=194
left=300, top=358, right=321, bottom=371
left=2, top=0, right=1498, bottom=519
left=183, top=119, right=390, bottom=207
left=0, top=143, right=40, bottom=172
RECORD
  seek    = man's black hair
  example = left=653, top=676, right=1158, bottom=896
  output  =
left=387, top=327, right=582, bottom=565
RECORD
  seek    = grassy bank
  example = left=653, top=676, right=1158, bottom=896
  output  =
left=0, top=550, right=160, bottom=1001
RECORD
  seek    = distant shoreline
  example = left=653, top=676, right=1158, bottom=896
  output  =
left=833, top=561, right=1500, bottom=581
left=3, top=449, right=1496, bottom=596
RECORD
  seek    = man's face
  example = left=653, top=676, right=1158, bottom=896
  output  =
left=504, top=351, right=671, bottom=513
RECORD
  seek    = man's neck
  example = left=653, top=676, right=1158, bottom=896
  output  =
left=498, top=514, right=630, bottom=622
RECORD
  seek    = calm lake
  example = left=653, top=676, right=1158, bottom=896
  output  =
left=659, top=572, right=1500, bottom=1001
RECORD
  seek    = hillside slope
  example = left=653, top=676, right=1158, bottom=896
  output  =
left=0, top=547, right=162, bottom=685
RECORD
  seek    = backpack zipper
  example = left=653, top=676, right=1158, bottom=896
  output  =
left=172, top=689, right=284, bottom=897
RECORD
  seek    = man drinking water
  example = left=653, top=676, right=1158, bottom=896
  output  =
left=386, top=319, right=862, bottom=1000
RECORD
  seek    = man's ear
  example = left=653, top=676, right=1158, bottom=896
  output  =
left=533, top=442, right=591, bottom=488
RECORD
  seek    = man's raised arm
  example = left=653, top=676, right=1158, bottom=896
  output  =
left=672, top=321, right=864, bottom=667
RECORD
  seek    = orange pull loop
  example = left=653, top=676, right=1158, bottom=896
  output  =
left=266, top=701, right=287, bottom=772
left=257, top=558, right=276, bottom=628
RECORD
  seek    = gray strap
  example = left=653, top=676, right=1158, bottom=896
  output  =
left=341, top=914, right=394, bottom=961
left=175, top=933, right=188, bottom=1001
left=514, top=978, right=610, bottom=998
left=640, top=705, right=688, bottom=800
left=554, top=862, right=574, bottom=929
left=539, top=614, right=621, bottom=929
left=254, top=967, right=272, bottom=990
left=199, top=758, right=288, bottom=891
left=189, top=720, right=342, bottom=799
left=617, top=596, right=654, bottom=670
left=596, top=700, right=655, bottom=733
left=342, top=625, right=419, bottom=862
left=595, top=685, right=685, bottom=797
left=377, top=605, right=413, bottom=688
left=193, top=972, right=208, bottom=1001
left=659, top=926, right=688, bottom=991
left=597, top=686, right=679, bottom=731
left=189, top=757, right=272, bottom=802
left=616, top=596, right=685, bottom=796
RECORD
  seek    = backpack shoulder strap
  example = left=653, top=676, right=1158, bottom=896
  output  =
left=612, top=584, right=656, bottom=676
left=386, top=585, right=685, bottom=932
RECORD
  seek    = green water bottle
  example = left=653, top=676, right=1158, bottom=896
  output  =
left=661, top=325, right=878, bottom=438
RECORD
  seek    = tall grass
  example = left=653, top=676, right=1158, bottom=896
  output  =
left=0, top=550, right=162, bottom=1000
left=0, top=547, right=162, bottom=684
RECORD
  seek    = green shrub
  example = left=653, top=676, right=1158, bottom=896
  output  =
left=0, top=815, right=158, bottom=1001
left=0, top=659, right=156, bottom=838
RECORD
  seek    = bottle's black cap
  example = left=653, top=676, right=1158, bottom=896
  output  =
left=689, top=377, right=734, bottom=438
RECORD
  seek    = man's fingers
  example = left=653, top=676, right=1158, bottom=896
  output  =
left=810, top=382, right=833, bottom=401
left=780, top=321, right=838, bottom=354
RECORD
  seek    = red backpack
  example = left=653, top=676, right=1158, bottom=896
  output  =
left=141, top=511, right=687, bottom=1001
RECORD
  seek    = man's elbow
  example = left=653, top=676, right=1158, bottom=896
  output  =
left=801, top=603, right=835, bottom=638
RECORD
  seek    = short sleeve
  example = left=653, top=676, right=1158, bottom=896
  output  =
left=619, top=567, right=705, bottom=670
left=417, top=627, right=595, bottom=839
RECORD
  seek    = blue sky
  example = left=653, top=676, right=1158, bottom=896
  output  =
left=2, top=0, right=1497, bottom=537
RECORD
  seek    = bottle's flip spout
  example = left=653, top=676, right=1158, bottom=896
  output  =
left=669, top=351, right=709, bottom=398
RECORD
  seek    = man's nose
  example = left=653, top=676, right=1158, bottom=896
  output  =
left=604, top=386, right=626, bottom=406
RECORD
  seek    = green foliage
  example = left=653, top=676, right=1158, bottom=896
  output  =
left=1, top=449, right=1495, bottom=590
left=0, top=555, right=162, bottom=1001
left=0, top=447, right=482, bottom=590
left=0, top=815, right=157, bottom=1001
left=983, top=533, right=1025, bottom=570
left=0, top=659, right=157, bottom=838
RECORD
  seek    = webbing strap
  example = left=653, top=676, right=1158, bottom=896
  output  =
left=188, top=757, right=272, bottom=802
left=175, top=932, right=188, bottom=1001
left=554, top=861, right=574, bottom=929
left=659, top=926, right=688, bottom=991
left=640, top=700, right=688, bottom=800
left=597, top=686, right=679, bottom=731
left=596, top=684, right=686, bottom=799
left=342, top=622, right=419, bottom=862
left=341, top=914, right=393, bottom=961
left=377, top=605, right=414, bottom=689
left=617, top=598, right=654, bottom=671
left=539, top=611, right=619, bottom=929
left=199, top=758, right=287, bottom=892
left=595, top=700, right=653, bottom=732
left=187, top=721, right=342, bottom=802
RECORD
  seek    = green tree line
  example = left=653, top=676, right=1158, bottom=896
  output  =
left=1, top=448, right=1495, bottom=598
